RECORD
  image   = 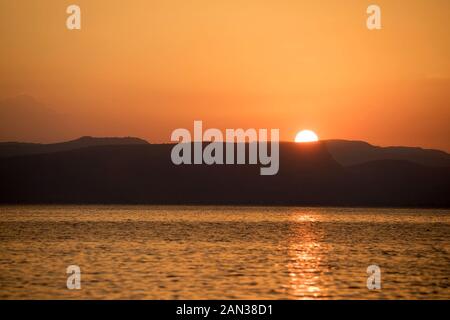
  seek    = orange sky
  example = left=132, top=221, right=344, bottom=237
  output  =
left=0, top=0, right=449, bottom=150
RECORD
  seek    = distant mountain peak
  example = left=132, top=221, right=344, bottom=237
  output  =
left=72, top=136, right=149, bottom=144
left=0, top=136, right=149, bottom=158
left=323, top=139, right=450, bottom=167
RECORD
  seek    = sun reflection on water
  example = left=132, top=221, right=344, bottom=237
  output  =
left=286, top=212, right=327, bottom=299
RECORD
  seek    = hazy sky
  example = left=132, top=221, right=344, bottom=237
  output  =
left=0, top=0, right=449, bottom=150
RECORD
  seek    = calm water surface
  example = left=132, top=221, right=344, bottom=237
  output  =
left=0, top=206, right=449, bottom=299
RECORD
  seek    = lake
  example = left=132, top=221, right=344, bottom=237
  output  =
left=0, top=206, right=449, bottom=299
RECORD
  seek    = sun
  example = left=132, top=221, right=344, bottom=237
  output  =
left=295, top=130, right=319, bottom=143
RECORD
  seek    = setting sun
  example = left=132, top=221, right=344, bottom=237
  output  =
left=295, top=130, right=319, bottom=143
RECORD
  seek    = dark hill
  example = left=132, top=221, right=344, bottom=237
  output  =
left=343, top=160, right=450, bottom=207
left=0, top=136, right=149, bottom=158
left=324, top=139, right=450, bottom=167
left=0, top=142, right=448, bottom=207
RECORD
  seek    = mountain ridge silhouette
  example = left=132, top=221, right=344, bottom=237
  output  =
left=323, top=139, right=450, bottom=167
left=0, top=136, right=149, bottom=158
left=1, top=136, right=449, bottom=168
left=0, top=140, right=448, bottom=207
